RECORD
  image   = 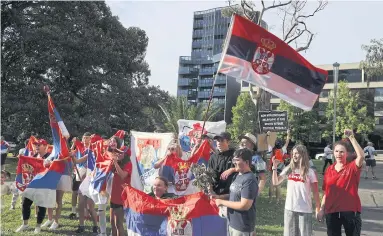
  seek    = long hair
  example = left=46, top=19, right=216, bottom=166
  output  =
left=288, top=144, right=310, bottom=178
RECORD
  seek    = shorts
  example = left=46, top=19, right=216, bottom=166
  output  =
left=1, top=153, right=7, bottom=166
left=366, top=159, right=376, bottom=167
left=72, top=179, right=81, bottom=192
left=110, top=202, right=123, bottom=209
left=56, top=175, right=72, bottom=192
left=228, top=226, right=254, bottom=236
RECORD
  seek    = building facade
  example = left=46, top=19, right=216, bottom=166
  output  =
left=177, top=7, right=268, bottom=123
left=241, top=62, right=383, bottom=132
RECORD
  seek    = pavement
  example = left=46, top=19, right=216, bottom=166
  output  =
left=314, top=161, right=383, bottom=236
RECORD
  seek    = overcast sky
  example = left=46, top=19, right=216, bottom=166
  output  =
left=106, top=0, right=383, bottom=95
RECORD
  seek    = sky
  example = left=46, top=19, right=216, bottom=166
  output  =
left=106, top=0, right=383, bottom=95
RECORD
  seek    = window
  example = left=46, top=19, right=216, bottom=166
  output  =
left=375, top=102, right=383, bottom=111
left=376, top=117, right=383, bottom=125
left=367, top=74, right=383, bottom=82
left=338, top=69, right=362, bottom=83
left=271, top=104, right=279, bottom=110
left=320, top=90, right=329, bottom=98
left=242, top=81, right=249, bottom=87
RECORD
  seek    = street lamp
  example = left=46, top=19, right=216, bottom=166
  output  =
left=332, top=62, right=340, bottom=144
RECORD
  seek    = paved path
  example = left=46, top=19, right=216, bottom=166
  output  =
left=314, top=161, right=383, bottom=236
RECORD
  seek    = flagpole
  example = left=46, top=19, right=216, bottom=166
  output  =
left=43, top=85, right=82, bottom=180
left=200, top=14, right=235, bottom=136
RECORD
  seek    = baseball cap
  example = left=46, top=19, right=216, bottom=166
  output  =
left=213, top=132, right=231, bottom=141
left=34, top=139, right=48, bottom=146
left=238, top=133, right=257, bottom=146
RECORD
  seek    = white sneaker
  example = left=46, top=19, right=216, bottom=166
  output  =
left=15, top=224, right=29, bottom=232
left=41, top=220, right=52, bottom=228
left=34, top=227, right=41, bottom=234
left=49, top=221, right=59, bottom=230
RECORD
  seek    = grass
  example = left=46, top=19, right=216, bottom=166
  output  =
left=1, top=157, right=325, bottom=236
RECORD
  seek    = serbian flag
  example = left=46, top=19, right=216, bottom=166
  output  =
left=160, top=140, right=211, bottom=195
left=88, top=150, right=115, bottom=204
left=218, top=14, right=328, bottom=111
left=15, top=156, right=45, bottom=192
left=23, top=136, right=38, bottom=157
left=122, top=185, right=227, bottom=236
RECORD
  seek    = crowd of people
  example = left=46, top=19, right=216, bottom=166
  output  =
left=0, top=127, right=373, bottom=236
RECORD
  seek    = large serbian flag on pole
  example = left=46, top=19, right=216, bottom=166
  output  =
left=22, top=88, right=72, bottom=208
left=218, top=14, right=328, bottom=111
left=122, top=185, right=227, bottom=236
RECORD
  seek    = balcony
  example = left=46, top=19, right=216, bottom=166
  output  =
left=198, top=79, right=213, bottom=87
left=187, top=90, right=197, bottom=99
left=192, top=41, right=202, bottom=49
left=213, top=90, right=226, bottom=97
left=192, top=30, right=203, bottom=38
left=179, top=56, right=195, bottom=65
left=215, top=76, right=226, bottom=85
left=177, top=90, right=188, bottom=97
left=193, top=21, right=204, bottom=29
left=199, top=68, right=215, bottom=76
left=375, top=110, right=383, bottom=116
left=198, top=91, right=210, bottom=99
left=374, top=96, right=383, bottom=102
left=178, top=67, right=199, bottom=75
left=178, top=78, right=197, bottom=87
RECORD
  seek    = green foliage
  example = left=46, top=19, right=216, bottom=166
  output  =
left=323, top=81, right=376, bottom=140
left=228, top=92, right=258, bottom=138
left=277, top=101, right=321, bottom=144
left=1, top=1, right=170, bottom=142
left=361, top=38, right=383, bottom=85
left=158, top=96, right=223, bottom=135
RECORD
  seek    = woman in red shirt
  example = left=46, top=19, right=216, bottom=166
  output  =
left=110, top=145, right=132, bottom=236
left=317, top=129, right=364, bottom=236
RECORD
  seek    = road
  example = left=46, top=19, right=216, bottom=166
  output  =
left=314, top=161, right=383, bottom=236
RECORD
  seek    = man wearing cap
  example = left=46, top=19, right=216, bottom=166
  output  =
left=208, top=132, right=236, bottom=195
left=221, top=133, right=266, bottom=196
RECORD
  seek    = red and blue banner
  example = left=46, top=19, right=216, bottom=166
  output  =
left=23, top=136, right=38, bottom=157
left=160, top=140, right=212, bottom=195
left=15, top=155, right=45, bottom=192
left=122, top=185, right=227, bottom=236
left=218, top=14, right=328, bottom=111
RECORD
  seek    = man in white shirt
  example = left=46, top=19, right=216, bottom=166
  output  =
left=322, top=144, right=333, bottom=174
left=363, top=142, right=377, bottom=179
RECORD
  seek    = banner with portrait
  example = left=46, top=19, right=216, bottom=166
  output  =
left=130, top=131, right=174, bottom=193
left=177, top=119, right=226, bottom=160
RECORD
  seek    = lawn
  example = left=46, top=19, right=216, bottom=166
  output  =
left=0, top=157, right=325, bottom=236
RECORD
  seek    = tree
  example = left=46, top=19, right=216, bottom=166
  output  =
left=277, top=100, right=321, bottom=144
left=361, top=38, right=383, bottom=86
left=228, top=92, right=258, bottom=139
left=323, top=81, right=376, bottom=141
left=223, top=0, right=328, bottom=133
left=1, top=1, right=169, bottom=141
left=157, top=96, right=223, bottom=135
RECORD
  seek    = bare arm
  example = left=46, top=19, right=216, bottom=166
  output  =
left=346, top=130, right=364, bottom=168
left=258, top=172, right=266, bottom=194
left=271, top=158, right=285, bottom=185
left=113, top=161, right=129, bottom=179
left=154, top=157, right=167, bottom=169
left=283, top=130, right=291, bottom=150
left=218, top=198, right=254, bottom=211
left=74, top=154, right=88, bottom=164
left=311, top=182, right=321, bottom=212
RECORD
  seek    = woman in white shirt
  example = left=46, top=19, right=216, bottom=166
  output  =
left=272, top=144, right=320, bottom=236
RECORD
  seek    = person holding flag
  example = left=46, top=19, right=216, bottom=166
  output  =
left=1, top=136, right=10, bottom=170
left=73, top=133, right=99, bottom=234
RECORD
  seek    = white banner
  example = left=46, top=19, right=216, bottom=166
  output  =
left=177, top=119, right=226, bottom=159
left=130, top=131, right=174, bottom=193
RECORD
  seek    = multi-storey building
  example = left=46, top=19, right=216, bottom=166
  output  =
left=177, top=6, right=267, bottom=123
left=241, top=62, right=383, bottom=138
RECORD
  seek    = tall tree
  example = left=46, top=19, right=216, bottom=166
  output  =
left=361, top=38, right=383, bottom=86
left=228, top=92, right=258, bottom=138
left=323, top=81, right=375, bottom=141
left=158, top=96, right=223, bottom=135
left=277, top=100, right=321, bottom=143
left=223, top=0, right=327, bottom=133
left=1, top=1, right=168, bottom=141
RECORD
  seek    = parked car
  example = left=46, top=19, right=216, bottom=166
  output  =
left=315, top=153, right=325, bottom=160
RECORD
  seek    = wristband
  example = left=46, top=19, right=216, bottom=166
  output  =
left=272, top=167, right=277, bottom=171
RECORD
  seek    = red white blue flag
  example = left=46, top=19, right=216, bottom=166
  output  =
left=122, top=185, right=227, bottom=236
left=218, top=14, right=328, bottom=110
